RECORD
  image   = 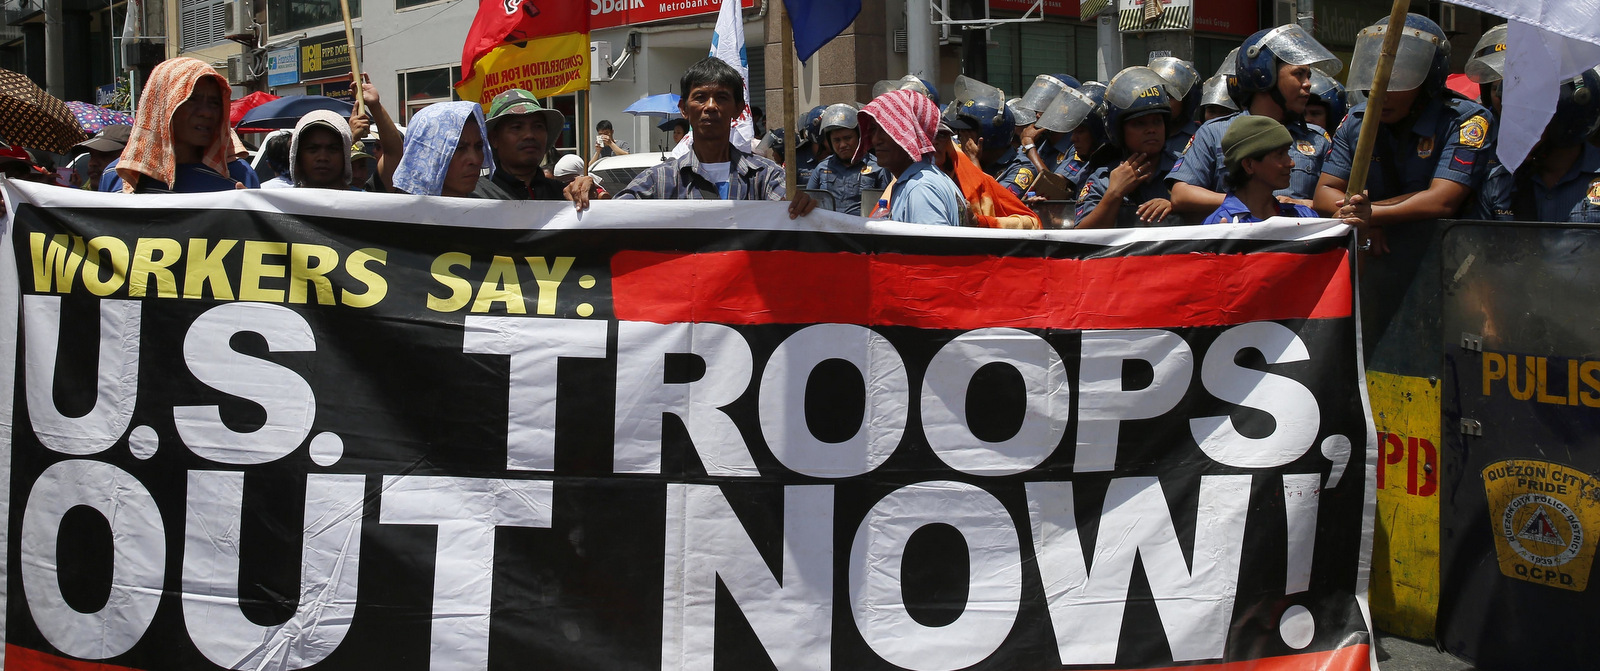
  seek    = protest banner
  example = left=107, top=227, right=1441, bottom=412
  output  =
left=0, top=183, right=1376, bottom=670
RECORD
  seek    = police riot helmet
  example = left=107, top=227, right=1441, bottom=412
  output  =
left=1019, top=74, right=1074, bottom=116
left=1007, top=98, right=1037, bottom=127
left=1544, top=69, right=1600, bottom=148
left=1465, top=23, right=1508, bottom=84
left=952, top=75, right=1015, bottom=151
left=1149, top=56, right=1202, bottom=119
left=819, top=103, right=860, bottom=138
left=1307, top=70, right=1347, bottom=127
left=1076, top=81, right=1110, bottom=146
left=1104, top=67, right=1174, bottom=147
left=1035, top=85, right=1099, bottom=135
left=872, top=74, right=940, bottom=105
left=798, top=105, right=826, bottom=147
left=1348, top=13, right=1451, bottom=95
left=1201, top=74, right=1240, bottom=113
left=1234, top=24, right=1342, bottom=96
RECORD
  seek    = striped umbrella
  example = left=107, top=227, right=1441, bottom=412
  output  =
left=0, top=68, right=88, bottom=152
left=65, top=100, right=135, bottom=135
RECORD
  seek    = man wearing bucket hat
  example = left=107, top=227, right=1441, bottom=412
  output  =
left=474, top=89, right=581, bottom=200
left=1168, top=25, right=1339, bottom=217
left=1313, top=13, right=1493, bottom=243
left=71, top=124, right=131, bottom=191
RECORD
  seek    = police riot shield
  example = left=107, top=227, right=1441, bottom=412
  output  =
left=1437, top=222, right=1600, bottom=670
left=1348, top=22, right=1443, bottom=92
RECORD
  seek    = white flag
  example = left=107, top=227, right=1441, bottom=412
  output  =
left=1443, top=0, right=1600, bottom=171
left=710, top=0, right=756, bottom=153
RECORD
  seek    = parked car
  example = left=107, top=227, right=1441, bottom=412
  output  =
left=589, top=152, right=668, bottom=192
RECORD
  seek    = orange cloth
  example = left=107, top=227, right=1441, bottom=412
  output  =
left=117, top=57, right=234, bottom=193
left=937, top=137, right=1039, bottom=228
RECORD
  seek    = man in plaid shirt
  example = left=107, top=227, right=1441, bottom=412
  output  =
left=609, top=57, right=816, bottom=219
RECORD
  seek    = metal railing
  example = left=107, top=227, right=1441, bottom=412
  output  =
left=3, top=0, right=43, bottom=28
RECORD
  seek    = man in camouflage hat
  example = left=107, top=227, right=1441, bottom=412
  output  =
left=474, top=89, right=596, bottom=201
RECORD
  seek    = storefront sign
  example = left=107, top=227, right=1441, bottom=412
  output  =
left=1193, top=0, right=1257, bottom=36
left=299, top=31, right=359, bottom=81
left=991, top=0, right=1079, bottom=18
left=591, top=0, right=754, bottom=30
left=268, top=46, right=300, bottom=87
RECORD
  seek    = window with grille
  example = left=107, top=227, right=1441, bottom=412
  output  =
left=179, top=0, right=230, bottom=50
left=397, top=65, right=463, bottom=123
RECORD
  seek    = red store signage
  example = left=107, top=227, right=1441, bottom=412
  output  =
left=592, top=0, right=757, bottom=30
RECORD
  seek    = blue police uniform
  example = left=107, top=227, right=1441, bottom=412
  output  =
left=983, top=146, right=1038, bottom=197
left=1052, top=144, right=1112, bottom=195
left=1074, top=151, right=1182, bottom=227
left=1036, top=133, right=1075, bottom=173
left=1474, top=142, right=1600, bottom=222
left=794, top=144, right=821, bottom=185
left=1203, top=193, right=1320, bottom=224
left=1168, top=111, right=1328, bottom=200
left=1164, top=119, right=1200, bottom=167
left=806, top=153, right=890, bottom=216
left=1320, top=97, right=1494, bottom=206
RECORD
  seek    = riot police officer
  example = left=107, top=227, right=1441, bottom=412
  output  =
left=1304, top=70, right=1347, bottom=134
left=1465, top=24, right=1508, bottom=118
left=806, top=103, right=889, bottom=216
left=1149, top=56, right=1202, bottom=164
left=1314, top=13, right=1494, bottom=238
left=1199, top=74, right=1239, bottom=122
left=1014, top=74, right=1080, bottom=172
left=1075, top=67, right=1183, bottom=228
left=1475, top=70, right=1600, bottom=222
left=793, top=105, right=826, bottom=184
left=1052, top=82, right=1115, bottom=194
left=950, top=75, right=1034, bottom=197
left=1169, top=24, right=1340, bottom=217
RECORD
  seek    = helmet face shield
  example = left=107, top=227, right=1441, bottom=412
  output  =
left=819, top=103, right=859, bottom=136
left=1019, top=74, right=1072, bottom=115
left=954, top=75, right=1006, bottom=111
left=1106, top=67, right=1173, bottom=111
left=1250, top=24, right=1343, bottom=76
left=1148, top=57, right=1199, bottom=99
left=1217, top=48, right=1239, bottom=78
left=1201, top=74, right=1239, bottom=111
left=1348, top=24, right=1442, bottom=92
left=1466, top=24, right=1508, bottom=84
left=1037, top=86, right=1098, bottom=133
left=873, top=75, right=936, bottom=103
left=1007, top=98, right=1037, bottom=126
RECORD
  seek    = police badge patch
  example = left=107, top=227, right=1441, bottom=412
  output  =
left=1589, top=178, right=1600, bottom=206
left=1417, top=137, right=1435, bottom=159
left=1016, top=167, right=1036, bottom=190
left=1296, top=141, right=1315, bottom=156
left=1460, top=115, right=1490, bottom=149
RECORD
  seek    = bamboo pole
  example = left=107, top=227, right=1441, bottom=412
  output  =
left=1345, top=0, right=1411, bottom=199
left=339, top=0, right=364, bottom=117
left=779, top=0, right=797, bottom=199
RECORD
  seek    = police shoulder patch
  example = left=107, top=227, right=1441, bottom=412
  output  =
left=1078, top=182, right=1093, bottom=201
left=1589, top=178, right=1600, bottom=206
left=1460, top=115, right=1489, bottom=149
left=1417, top=137, right=1435, bottom=159
left=1016, top=167, right=1035, bottom=188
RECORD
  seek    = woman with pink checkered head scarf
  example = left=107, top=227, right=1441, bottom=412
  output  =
left=856, top=89, right=965, bottom=226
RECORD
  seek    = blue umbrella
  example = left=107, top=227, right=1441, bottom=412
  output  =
left=623, top=93, right=682, bottom=118
left=236, top=95, right=354, bottom=130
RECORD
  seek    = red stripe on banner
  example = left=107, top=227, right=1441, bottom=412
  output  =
left=612, top=249, right=1351, bottom=329
left=1133, top=643, right=1371, bottom=671
left=5, top=646, right=147, bottom=671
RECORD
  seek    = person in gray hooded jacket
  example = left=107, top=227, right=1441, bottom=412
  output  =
left=290, top=109, right=354, bottom=190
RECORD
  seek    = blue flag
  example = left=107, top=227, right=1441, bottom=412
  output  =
left=786, top=0, right=862, bottom=63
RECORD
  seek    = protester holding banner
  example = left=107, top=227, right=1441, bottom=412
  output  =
left=1168, top=25, right=1338, bottom=217
left=472, top=89, right=576, bottom=201
left=355, top=80, right=406, bottom=193
left=391, top=101, right=489, bottom=198
left=1202, top=116, right=1368, bottom=224
left=288, top=110, right=355, bottom=190
left=1074, top=67, right=1182, bottom=229
left=69, top=124, right=129, bottom=191
left=611, top=58, right=816, bottom=219
left=805, top=103, right=888, bottom=216
left=102, top=56, right=259, bottom=193
left=856, top=89, right=964, bottom=226
left=1314, top=14, right=1495, bottom=253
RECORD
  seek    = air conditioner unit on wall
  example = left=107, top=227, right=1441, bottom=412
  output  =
left=225, top=0, right=256, bottom=41
left=591, top=41, right=611, bottom=82
left=225, top=54, right=247, bottom=85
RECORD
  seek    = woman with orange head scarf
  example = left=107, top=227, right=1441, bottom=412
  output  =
left=101, top=57, right=260, bottom=192
left=932, top=123, right=1041, bottom=229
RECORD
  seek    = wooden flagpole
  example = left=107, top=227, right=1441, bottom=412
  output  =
left=1344, top=0, right=1411, bottom=199
left=780, top=0, right=797, bottom=199
left=339, top=0, right=365, bottom=117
